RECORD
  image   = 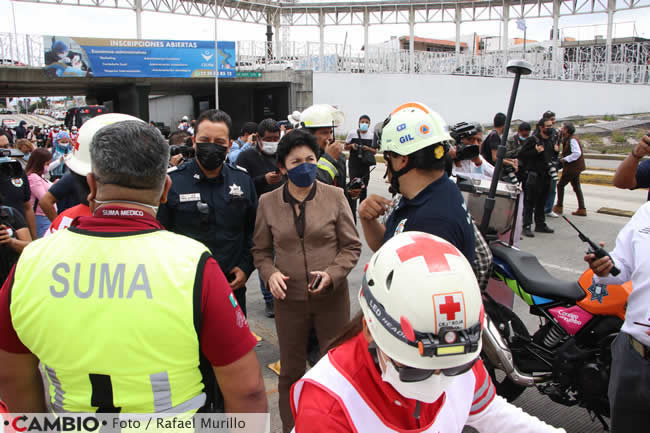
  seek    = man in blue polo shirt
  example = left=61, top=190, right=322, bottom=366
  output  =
left=359, top=102, right=475, bottom=262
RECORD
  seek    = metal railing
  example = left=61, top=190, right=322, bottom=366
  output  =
left=2, top=33, right=648, bottom=85
left=0, top=33, right=44, bottom=67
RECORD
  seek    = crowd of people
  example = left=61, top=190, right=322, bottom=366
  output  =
left=0, top=100, right=647, bottom=433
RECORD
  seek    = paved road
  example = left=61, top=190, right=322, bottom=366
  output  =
left=584, top=157, right=621, bottom=171
left=246, top=169, right=647, bottom=433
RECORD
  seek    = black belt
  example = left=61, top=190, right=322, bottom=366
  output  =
left=629, top=334, right=650, bottom=360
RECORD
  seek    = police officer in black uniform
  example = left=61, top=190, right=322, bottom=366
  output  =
left=158, top=109, right=258, bottom=316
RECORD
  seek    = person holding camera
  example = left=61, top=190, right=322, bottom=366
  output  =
left=542, top=111, right=561, bottom=218
left=252, top=129, right=361, bottom=433
left=229, top=121, right=258, bottom=165
left=345, top=115, right=377, bottom=221
left=448, top=122, right=493, bottom=178
left=0, top=191, right=31, bottom=285
left=519, top=118, right=557, bottom=238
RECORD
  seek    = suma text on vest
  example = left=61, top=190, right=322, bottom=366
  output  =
left=50, top=263, right=153, bottom=299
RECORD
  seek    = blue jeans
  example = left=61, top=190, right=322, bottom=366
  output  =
left=259, top=273, right=273, bottom=304
left=545, top=178, right=557, bottom=214
left=36, top=214, right=50, bottom=238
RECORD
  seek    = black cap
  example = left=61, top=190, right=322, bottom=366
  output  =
left=359, top=114, right=370, bottom=122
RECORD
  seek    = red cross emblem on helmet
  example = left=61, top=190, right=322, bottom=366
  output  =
left=395, top=233, right=462, bottom=273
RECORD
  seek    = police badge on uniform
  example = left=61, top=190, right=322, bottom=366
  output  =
left=229, top=184, right=244, bottom=198
left=11, top=178, right=23, bottom=188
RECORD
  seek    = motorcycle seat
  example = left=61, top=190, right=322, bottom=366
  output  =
left=490, top=243, right=585, bottom=302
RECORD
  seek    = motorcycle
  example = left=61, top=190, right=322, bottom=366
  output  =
left=481, top=240, right=632, bottom=430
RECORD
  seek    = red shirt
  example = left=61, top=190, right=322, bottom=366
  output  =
left=0, top=206, right=256, bottom=367
left=293, top=332, right=494, bottom=432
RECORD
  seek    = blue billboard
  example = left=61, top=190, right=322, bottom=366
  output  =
left=43, top=36, right=236, bottom=78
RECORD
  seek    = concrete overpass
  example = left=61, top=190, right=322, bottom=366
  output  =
left=0, top=66, right=313, bottom=125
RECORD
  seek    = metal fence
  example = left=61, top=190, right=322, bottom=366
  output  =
left=2, top=33, right=649, bottom=85
left=0, top=33, right=44, bottom=67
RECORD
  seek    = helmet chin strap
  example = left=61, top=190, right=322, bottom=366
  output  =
left=387, top=155, right=415, bottom=195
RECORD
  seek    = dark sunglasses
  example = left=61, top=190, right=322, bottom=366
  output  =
left=387, top=356, right=478, bottom=383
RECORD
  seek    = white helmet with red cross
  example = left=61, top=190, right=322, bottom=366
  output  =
left=359, top=231, right=483, bottom=370
left=65, top=113, right=144, bottom=176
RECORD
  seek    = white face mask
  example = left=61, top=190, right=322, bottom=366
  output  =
left=377, top=349, right=456, bottom=403
left=261, top=141, right=279, bottom=155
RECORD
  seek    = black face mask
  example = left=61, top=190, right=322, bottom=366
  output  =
left=385, top=153, right=413, bottom=195
left=545, top=128, right=554, bottom=136
left=196, top=142, right=228, bottom=171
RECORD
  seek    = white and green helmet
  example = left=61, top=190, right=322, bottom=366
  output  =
left=380, top=102, right=454, bottom=159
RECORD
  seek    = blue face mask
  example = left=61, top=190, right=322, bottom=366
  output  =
left=359, top=123, right=369, bottom=132
left=287, top=162, right=318, bottom=187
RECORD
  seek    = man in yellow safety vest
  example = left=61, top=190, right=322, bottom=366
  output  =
left=0, top=117, right=267, bottom=415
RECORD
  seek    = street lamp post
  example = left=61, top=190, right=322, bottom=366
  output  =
left=214, top=0, right=219, bottom=109
left=480, top=59, right=533, bottom=236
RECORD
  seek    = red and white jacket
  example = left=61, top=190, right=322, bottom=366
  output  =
left=291, top=332, right=564, bottom=433
left=44, top=204, right=91, bottom=237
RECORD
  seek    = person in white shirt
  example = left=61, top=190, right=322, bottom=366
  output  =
left=553, top=123, right=586, bottom=216
left=177, top=115, right=190, bottom=131
left=585, top=202, right=650, bottom=432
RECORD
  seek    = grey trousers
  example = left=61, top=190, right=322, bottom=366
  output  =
left=609, top=333, right=650, bottom=433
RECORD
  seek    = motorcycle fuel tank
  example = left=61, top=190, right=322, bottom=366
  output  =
left=577, top=269, right=632, bottom=320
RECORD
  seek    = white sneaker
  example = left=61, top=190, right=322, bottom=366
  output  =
left=546, top=211, right=560, bottom=218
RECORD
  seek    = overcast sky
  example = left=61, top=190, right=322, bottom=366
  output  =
left=2, top=0, right=649, bottom=52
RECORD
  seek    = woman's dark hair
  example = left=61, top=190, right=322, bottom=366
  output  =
left=564, top=122, right=576, bottom=137
left=25, top=148, right=52, bottom=175
left=326, top=312, right=364, bottom=352
left=543, top=110, right=556, bottom=119
left=276, top=129, right=320, bottom=167
left=535, top=118, right=549, bottom=133
left=71, top=172, right=91, bottom=206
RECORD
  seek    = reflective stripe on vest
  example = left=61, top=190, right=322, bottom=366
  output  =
left=291, top=354, right=476, bottom=433
left=317, top=157, right=338, bottom=182
left=11, top=229, right=210, bottom=414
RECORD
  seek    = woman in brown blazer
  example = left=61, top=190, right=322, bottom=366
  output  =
left=252, top=130, right=362, bottom=433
